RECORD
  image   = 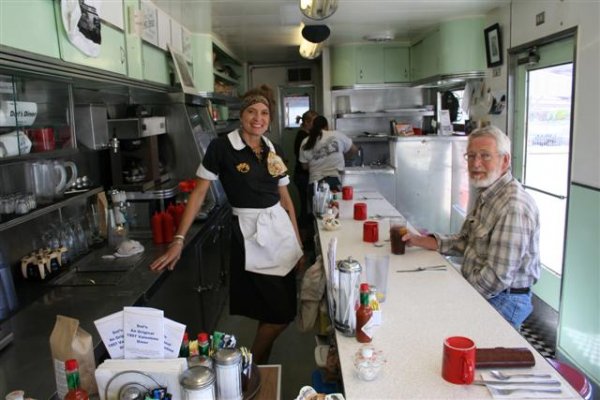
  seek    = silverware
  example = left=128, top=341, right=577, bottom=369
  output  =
left=396, top=265, right=447, bottom=273
left=487, top=387, right=562, bottom=395
left=490, top=370, right=553, bottom=380
left=361, top=196, right=384, bottom=200
left=473, top=380, right=561, bottom=386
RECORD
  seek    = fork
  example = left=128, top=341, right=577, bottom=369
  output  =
left=487, top=387, right=562, bottom=396
left=396, top=265, right=447, bottom=273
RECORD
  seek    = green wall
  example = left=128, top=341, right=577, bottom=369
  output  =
left=558, top=184, right=600, bottom=386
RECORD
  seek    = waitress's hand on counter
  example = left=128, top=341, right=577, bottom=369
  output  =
left=403, top=232, right=438, bottom=251
left=149, top=241, right=184, bottom=271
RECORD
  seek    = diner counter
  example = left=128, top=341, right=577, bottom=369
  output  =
left=0, top=205, right=228, bottom=399
left=316, top=191, right=581, bottom=399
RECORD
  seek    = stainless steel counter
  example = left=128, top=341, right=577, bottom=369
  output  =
left=0, top=209, right=222, bottom=399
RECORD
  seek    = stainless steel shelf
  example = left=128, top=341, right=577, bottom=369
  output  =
left=335, top=109, right=434, bottom=118
left=0, top=186, right=102, bottom=232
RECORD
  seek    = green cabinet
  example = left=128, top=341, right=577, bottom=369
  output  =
left=439, top=18, right=485, bottom=74
left=56, top=22, right=127, bottom=75
left=384, top=46, right=410, bottom=82
left=410, top=17, right=485, bottom=81
left=331, top=45, right=356, bottom=87
left=410, top=29, right=440, bottom=81
left=0, top=0, right=60, bottom=58
left=356, top=45, right=384, bottom=83
left=331, top=44, right=410, bottom=87
left=53, top=1, right=127, bottom=75
left=142, top=44, right=170, bottom=85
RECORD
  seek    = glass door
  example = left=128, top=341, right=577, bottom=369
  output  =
left=512, top=36, right=575, bottom=306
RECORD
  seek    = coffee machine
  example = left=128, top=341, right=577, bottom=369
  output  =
left=107, top=116, right=178, bottom=232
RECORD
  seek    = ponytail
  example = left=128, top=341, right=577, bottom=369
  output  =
left=302, top=115, right=328, bottom=151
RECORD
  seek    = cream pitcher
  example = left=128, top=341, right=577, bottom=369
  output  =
left=28, top=160, right=77, bottom=204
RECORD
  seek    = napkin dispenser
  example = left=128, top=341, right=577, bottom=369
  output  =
left=95, top=358, right=187, bottom=400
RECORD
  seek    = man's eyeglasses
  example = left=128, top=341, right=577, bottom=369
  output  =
left=463, top=152, right=498, bottom=162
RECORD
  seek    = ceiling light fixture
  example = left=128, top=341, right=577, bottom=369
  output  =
left=299, top=39, right=323, bottom=59
left=299, top=24, right=330, bottom=59
left=363, top=31, right=395, bottom=42
left=299, top=0, right=338, bottom=21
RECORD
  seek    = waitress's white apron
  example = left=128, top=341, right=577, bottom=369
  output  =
left=232, top=202, right=303, bottom=276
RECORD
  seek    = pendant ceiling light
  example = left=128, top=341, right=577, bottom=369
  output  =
left=299, top=0, right=338, bottom=21
left=299, top=24, right=330, bottom=59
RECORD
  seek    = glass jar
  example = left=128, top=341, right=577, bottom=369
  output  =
left=180, top=366, right=216, bottom=400
left=214, top=348, right=242, bottom=400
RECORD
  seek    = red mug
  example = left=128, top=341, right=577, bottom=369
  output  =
left=342, top=186, right=353, bottom=200
left=363, top=221, right=379, bottom=242
left=442, top=336, right=476, bottom=384
left=353, top=202, right=367, bottom=220
left=27, top=127, right=55, bottom=152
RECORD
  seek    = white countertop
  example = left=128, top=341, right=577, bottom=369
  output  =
left=316, top=191, right=581, bottom=399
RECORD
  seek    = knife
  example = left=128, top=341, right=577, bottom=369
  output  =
left=473, top=380, right=561, bottom=386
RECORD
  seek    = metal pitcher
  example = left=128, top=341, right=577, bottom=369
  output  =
left=335, top=256, right=362, bottom=336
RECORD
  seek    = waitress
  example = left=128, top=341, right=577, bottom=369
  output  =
left=150, top=84, right=303, bottom=365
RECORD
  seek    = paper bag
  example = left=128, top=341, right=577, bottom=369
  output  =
left=49, top=315, right=98, bottom=397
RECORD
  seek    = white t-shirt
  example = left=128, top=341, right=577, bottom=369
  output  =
left=299, top=130, right=353, bottom=183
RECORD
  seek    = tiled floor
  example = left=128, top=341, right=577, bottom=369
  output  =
left=216, top=293, right=318, bottom=400
left=520, top=295, right=559, bottom=359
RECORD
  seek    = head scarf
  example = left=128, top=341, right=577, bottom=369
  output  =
left=240, top=94, right=270, bottom=116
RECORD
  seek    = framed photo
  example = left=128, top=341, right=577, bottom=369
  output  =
left=484, top=23, right=503, bottom=67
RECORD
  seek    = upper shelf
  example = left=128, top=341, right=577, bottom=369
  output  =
left=0, top=186, right=102, bottom=232
left=335, top=109, right=434, bottom=118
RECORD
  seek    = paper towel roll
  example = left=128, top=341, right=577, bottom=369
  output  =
left=0, top=101, right=38, bottom=127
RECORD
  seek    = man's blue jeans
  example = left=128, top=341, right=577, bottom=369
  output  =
left=488, top=291, right=533, bottom=330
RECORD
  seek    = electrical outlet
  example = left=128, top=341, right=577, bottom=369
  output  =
left=536, top=12, right=545, bottom=26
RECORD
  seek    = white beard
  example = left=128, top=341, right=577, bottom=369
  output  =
left=470, top=168, right=502, bottom=188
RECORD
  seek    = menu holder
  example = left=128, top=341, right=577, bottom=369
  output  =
left=476, top=347, right=535, bottom=368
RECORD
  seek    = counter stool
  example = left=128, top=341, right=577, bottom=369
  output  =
left=547, top=358, right=593, bottom=399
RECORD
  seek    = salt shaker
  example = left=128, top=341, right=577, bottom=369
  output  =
left=214, top=348, right=243, bottom=400
left=180, top=366, right=216, bottom=400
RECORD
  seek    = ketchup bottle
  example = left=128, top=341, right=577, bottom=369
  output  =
left=173, top=203, right=185, bottom=228
left=151, top=212, right=164, bottom=244
left=161, top=211, right=174, bottom=243
left=356, top=283, right=373, bottom=343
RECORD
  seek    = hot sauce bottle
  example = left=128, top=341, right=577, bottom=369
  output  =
left=356, top=283, right=373, bottom=343
left=63, top=359, right=89, bottom=400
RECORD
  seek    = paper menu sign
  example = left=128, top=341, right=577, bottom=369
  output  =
left=163, top=317, right=186, bottom=359
left=94, top=310, right=125, bottom=359
left=123, top=307, right=164, bottom=359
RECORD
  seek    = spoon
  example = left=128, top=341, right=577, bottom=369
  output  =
left=490, top=370, right=553, bottom=380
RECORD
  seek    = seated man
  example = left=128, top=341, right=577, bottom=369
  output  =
left=405, top=125, right=540, bottom=329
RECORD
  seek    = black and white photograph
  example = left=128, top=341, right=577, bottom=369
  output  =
left=484, top=23, right=503, bottom=67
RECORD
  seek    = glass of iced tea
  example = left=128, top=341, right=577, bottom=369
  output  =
left=389, top=217, right=408, bottom=255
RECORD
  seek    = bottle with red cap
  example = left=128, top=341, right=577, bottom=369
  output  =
left=356, top=283, right=373, bottom=343
left=198, top=332, right=210, bottom=356
left=162, top=211, right=174, bottom=243
left=151, top=212, right=164, bottom=244
left=179, top=331, right=190, bottom=357
left=64, top=359, right=89, bottom=400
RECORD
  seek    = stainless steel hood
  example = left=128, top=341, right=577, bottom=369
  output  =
left=332, top=71, right=485, bottom=91
left=410, top=71, right=485, bottom=89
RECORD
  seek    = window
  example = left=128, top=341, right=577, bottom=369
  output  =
left=523, top=63, right=573, bottom=275
left=283, top=95, right=310, bottom=129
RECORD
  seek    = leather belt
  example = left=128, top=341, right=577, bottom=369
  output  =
left=503, top=287, right=531, bottom=294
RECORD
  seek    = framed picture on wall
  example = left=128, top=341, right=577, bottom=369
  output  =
left=484, top=23, right=503, bottom=67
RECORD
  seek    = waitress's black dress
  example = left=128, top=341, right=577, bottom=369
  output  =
left=200, top=131, right=297, bottom=324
